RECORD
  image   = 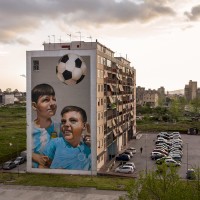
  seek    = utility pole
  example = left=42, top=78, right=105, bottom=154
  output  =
left=145, top=134, right=148, bottom=176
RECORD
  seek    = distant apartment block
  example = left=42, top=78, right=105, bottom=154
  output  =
left=1, top=94, right=14, bottom=105
left=184, top=80, right=198, bottom=101
left=157, top=87, right=165, bottom=98
left=136, top=87, right=160, bottom=107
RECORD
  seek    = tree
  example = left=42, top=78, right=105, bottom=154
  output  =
left=168, top=98, right=186, bottom=122
left=190, top=97, right=200, bottom=114
left=5, top=88, right=12, bottom=93
left=13, top=89, right=19, bottom=93
left=120, top=164, right=199, bottom=200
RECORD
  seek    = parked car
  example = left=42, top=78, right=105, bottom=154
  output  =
left=156, top=138, right=168, bottom=143
left=126, top=147, right=136, bottom=154
left=170, top=145, right=182, bottom=151
left=155, top=140, right=171, bottom=146
left=156, top=156, right=173, bottom=165
left=123, top=161, right=136, bottom=169
left=151, top=152, right=165, bottom=160
left=3, top=161, right=16, bottom=170
left=169, top=153, right=182, bottom=162
left=153, top=149, right=169, bottom=156
left=20, top=150, right=27, bottom=161
left=165, top=159, right=181, bottom=167
left=123, top=151, right=133, bottom=157
left=152, top=150, right=168, bottom=156
left=14, top=156, right=25, bottom=165
left=155, top=145, right=169, bottom=151
left=157, top=135, right=169, bottom=140
left=116, top=154, right=130, bottom=161
left=172, top=134, right=181, bottom=139
left=169, top=150, right=183, bottom=156
left=115, top=165, right=134, bottom=174
left=171, top=141, right=183, bottom=147
left=188, top=127, right=198, bottom=135
left=186, top=169, right=196, bottom=180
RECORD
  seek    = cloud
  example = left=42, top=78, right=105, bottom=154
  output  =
left=0, top=0, right=176, bottom=44
left=184, top=4, right=200, bottom=21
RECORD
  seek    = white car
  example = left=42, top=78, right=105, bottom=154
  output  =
left=123, top=151, right=133, bottom=157
left=165, top=159, right=181, bottom=167
left=123, top=161, right=136, bottom=170
left=126, top=147, right=136, bottom=154
left=115, top=165, right=134, bottom=174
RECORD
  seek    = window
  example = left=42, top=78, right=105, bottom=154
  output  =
left=101, top=98, right=103, bottom=106
left=101, top=85, right=104, bottom=92
left=97, top=55, right=101, bottom=64
left=101, top=155, right=103, bottom=161
left=98, top=84, right=100, bottom=92
left=97, top=69, right=100, bottom=78
left=33, top=60, right=39, bottom=71
left=107, top=59, right=111, bottom=67
left=100, top=70, right=104, bottom=78
left=97, top=98, right=100, bottom=106
left=101, top=112, right=103, bottom=119
left=98, top=112, right=100, bottom=120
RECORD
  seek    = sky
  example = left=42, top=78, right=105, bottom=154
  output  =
left=0, top=0, right=200, bottom=92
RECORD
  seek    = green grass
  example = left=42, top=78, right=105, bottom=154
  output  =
left=0, top=105, right=26, bottom=163
left=136, top=120, right=200, bottom=133
left=0, top=173, right=133, bottom=191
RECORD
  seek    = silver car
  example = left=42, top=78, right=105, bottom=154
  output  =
left=115, top=165, right=134, bottom=174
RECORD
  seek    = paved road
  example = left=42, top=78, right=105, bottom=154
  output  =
left=0, top=184, right=126, bottom=200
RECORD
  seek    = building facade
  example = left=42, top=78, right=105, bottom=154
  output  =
left=136, top=87, right=159, bottom=107
left=27, top=40, right=136, bottom=174
left=184, top=80, right=198, bottom=101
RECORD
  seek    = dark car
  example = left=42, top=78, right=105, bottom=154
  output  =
left=188, top=127, right=199, bottom=135
left=116, top=154, right=130, bottom=161
left=3, top=161, right=16, bottom=170
left=14, top=156, right=25, bottom=165
left=186, top=169, right=196, bottom=180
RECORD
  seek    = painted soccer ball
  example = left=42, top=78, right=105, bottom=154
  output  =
left=56, top=53, right=87, bottom=85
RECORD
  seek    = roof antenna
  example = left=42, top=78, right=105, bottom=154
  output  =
left=67, top=34, right=71, bottom=42
left=76, top=31, right=81, bottom=46
left=87, top=36, right=92, bottom=45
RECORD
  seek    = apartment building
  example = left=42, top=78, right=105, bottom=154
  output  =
left=27, top=40, right=136, bottom=174
left=184, top=80, right=198, bottom=101
left=96, top=47, right=136, bottom=169
left=136, top=87, right=159, bottom=107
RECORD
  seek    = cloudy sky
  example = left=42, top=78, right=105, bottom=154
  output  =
left=0, top=0, right=200, bottom=92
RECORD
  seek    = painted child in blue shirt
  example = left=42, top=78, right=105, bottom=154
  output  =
left=31, top=83, right=61, bottom=168
left=42, top=106, right=91, bottom=170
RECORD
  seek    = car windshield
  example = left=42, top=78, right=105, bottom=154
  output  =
left=4, top=162, right=11, bottom=167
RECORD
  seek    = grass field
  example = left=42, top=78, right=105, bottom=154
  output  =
left=0, top=105, right=26, bottom=164
left=0, top=173, right=133, bottom=190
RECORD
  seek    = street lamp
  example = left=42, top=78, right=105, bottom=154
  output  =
left=145, top=134, right=148, bottom=175
left=186, top=143, right=189, bottom=170
left=12, top=136, right=19, bottom=176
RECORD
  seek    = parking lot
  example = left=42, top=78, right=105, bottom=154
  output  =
left=112, top=133, right=200, bottom=179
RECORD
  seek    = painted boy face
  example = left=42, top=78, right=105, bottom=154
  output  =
left=61, top=111, right=85, bottom=147
left=33, top=95, right=57, bottom=118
